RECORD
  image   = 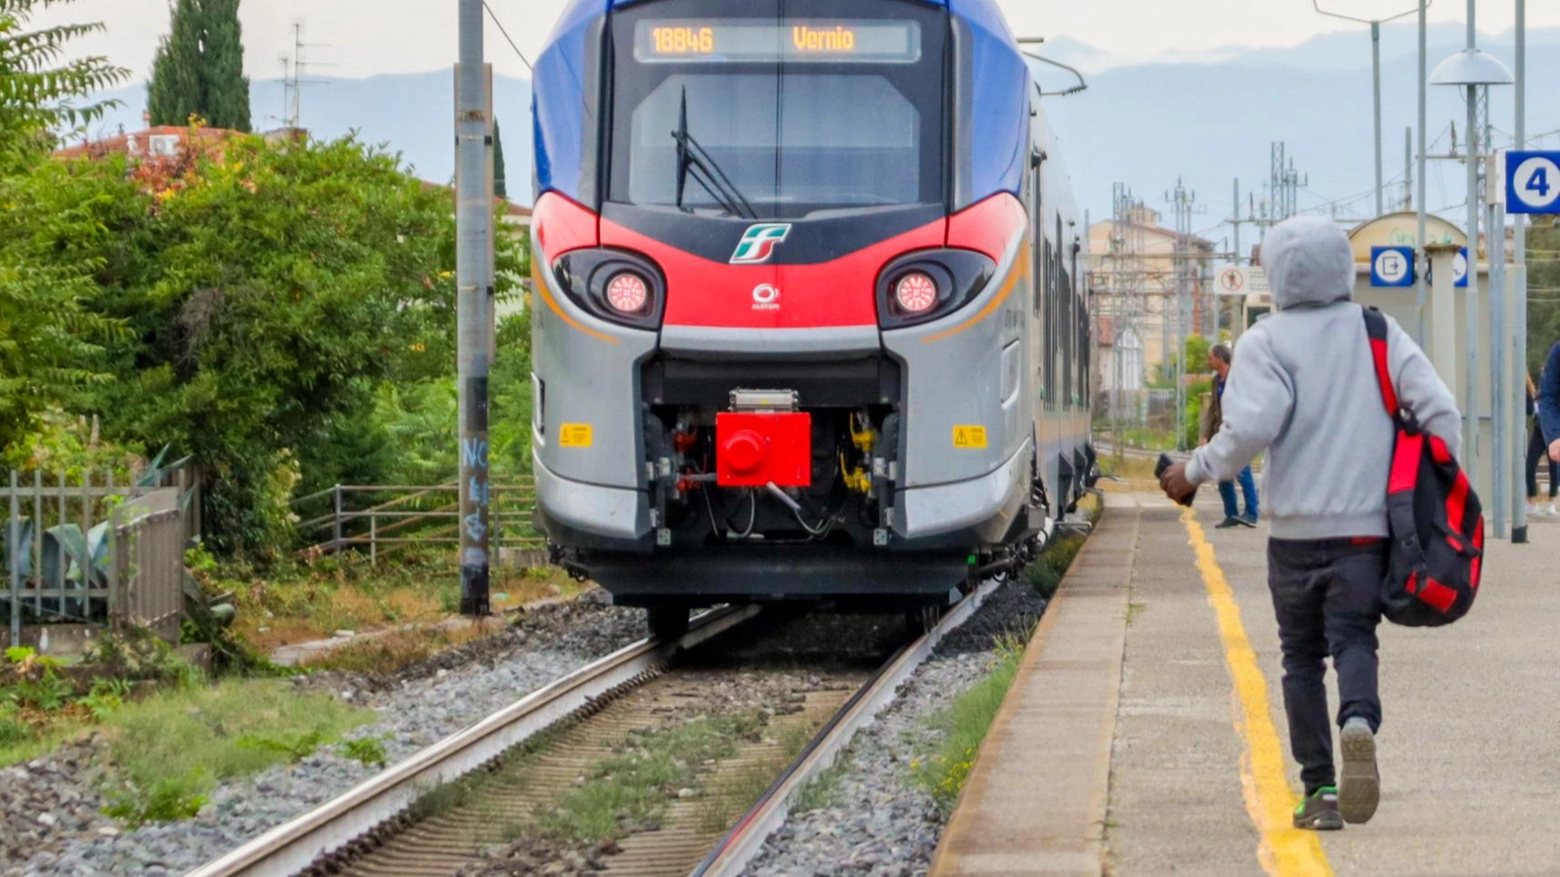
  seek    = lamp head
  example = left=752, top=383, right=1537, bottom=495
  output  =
left=1431, top=48, right=1514, bottom=87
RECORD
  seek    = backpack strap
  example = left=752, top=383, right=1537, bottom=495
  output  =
left=1362, top=307, right=1400, bottom=416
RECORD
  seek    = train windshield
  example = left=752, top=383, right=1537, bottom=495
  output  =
left=608, top=0, right=947, bottom=220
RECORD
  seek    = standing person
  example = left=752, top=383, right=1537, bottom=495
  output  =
left=1159, top=217, right=1461, bottom=831
left=1541, top=342, right=1560, bottom=465
left=1201, top=343, right=1260, bottom=528
left=1526, top=373, right=1557, bottom=516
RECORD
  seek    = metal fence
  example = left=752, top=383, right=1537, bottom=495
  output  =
left=290, top=481, right=544, bottom=564
left=3, top=469, right=195, bottom=647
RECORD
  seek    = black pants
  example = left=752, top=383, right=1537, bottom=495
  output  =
left=1267, top=537, right=1387, bottom=794
left=1527, top=424, right=1558, bottom=500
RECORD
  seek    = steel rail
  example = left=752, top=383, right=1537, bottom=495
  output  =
left=187, top=605, right=761, bottom=877
left=690, top=578, right=1002, bottom=877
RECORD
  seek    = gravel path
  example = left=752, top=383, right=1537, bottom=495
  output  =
left=740, top=579, right=1048, bottom=877
left=9, top=595, right=646, bottom=877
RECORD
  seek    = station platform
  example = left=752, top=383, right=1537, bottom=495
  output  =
left=929, top=491, right=1560, bottom=877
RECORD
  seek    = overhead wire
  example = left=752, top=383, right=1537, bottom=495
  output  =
left=483, top=1, right=533, bottom=72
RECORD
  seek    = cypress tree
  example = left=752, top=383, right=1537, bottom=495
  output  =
left=147, top=0, right=204, bottom=128
left=493, top=118, right=508, bottom=199
left=200, top=0, right=251, bottom=132
left=146, top=0, right=251, bottom=132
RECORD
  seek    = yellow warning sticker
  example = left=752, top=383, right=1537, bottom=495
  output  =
left=952, top=425, right=988, bottom=449
left=559, top=424, right=594, bottom=448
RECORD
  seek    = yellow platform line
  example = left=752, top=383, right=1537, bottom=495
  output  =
left=1181, top=507, right=1335, bottom=877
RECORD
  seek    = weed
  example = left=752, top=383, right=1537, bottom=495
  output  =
left=1126, top=602, right=1147, bottom=626
left=103, top=770, right=210, bottom=826
left=98, top=680, right=370, bottom=824
left=793, top=762, right=847, bottom=814
left=0, top=709, right=30, bottom=747
left=695, top=722, right=812, bottom=834
left=1023, top=533, right=1087, bottom=599
left=236, top=728, right=330, bottom=763
left=911, top=639, right=1027, bottom=816
left=340, top=735, right=390, bottom=769
left=537, top=712, right=761, bottom=843
left=297, top=624, right=491, bottom=676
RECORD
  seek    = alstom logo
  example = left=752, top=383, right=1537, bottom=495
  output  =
left=731, top=224, right=792, bottom=265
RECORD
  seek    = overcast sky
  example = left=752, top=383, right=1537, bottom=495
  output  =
left=29, top=0, right=1560, bottom=83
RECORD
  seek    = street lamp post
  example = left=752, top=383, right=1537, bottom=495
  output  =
left=1431, top=7, right=1514, bottom=520
left=1314, top=1, right=1427, bottom=219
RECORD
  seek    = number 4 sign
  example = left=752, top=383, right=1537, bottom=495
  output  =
left=1506, top=151, right=1560, bottom=214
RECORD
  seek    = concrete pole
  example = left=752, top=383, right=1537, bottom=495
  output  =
left=1405, top=127, right=1414, bottom=211
left=1490, top=191, right=1508, bottom=537
left=1514, top=0, right=1529, bottom=543
left=1372, top=21, right=1385, bottom=218
left=1415, top=1, right=1429, bottom=342
left=456, top=0, right=493, bottom=617
left=1464, top=80, right=1481, bottom=500
left=1429, top=244, right=1461, bottom=382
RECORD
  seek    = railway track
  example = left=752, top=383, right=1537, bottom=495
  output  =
left=187, top=582, right=1001, bottom=877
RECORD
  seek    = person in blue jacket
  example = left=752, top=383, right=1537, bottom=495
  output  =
left=1542, top=343, right=1560, bottom=464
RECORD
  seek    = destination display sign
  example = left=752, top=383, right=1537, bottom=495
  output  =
left=635, top=20, right=922, bottom=64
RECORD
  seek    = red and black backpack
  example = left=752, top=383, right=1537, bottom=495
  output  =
left=1363, top=308, right=1484, bottom=627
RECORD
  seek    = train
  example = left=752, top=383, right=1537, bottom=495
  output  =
left=528, top=0, right=1096, bottom=637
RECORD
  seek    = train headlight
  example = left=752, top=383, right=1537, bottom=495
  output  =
left=606, top=272, right=650, bottom=315
left=876, top=250, right=997, bottom=329
left=893, top=272, right=939, bottom=314
left=550, top=249, right=665, bottom=330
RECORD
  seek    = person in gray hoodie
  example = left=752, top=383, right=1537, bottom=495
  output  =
left=1160, top=216, right=1461, bottom=831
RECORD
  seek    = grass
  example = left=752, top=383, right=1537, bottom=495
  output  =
left=792, top=762, right=847, bottom=814
left=695, top=722, right=813, bottom=834
left=97, top=679, right=373, bottom=825
left=1023, top=533, right=1088, bottom=599
left=534, top=711, right=765, bottom=843
left=207, top=547, right=580, bottom=655
left=910, top=637, right=1027, bottom=815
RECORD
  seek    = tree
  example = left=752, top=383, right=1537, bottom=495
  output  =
left=493, top=117, right=507, bottom=199
left=0, top=0, right=128, bottom=166
left=0, top=0, right=126, bottom=453
left=147, top=0, right=251, bottom=132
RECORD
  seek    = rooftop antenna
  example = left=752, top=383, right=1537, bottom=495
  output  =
left=280, top=22, right=332, bottom=129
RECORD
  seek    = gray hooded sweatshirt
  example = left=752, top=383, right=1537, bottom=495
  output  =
left=1186, top=216, right=1461, bottom=540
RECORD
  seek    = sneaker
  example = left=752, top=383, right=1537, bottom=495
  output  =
left=1529, top=503, right=1543, bottom=516
left=1339, top=717, right=1380, bottom=824
left=1292, top=786, right=1344, bottom=830
left=1549, top=502, right=1557, bottom=516
left=1238, top=514, right=1259, bottom=528
left=1214, top=517, right=1242, bottom=529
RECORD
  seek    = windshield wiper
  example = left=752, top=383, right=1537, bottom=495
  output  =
left=672, top=87, right=756, bottom=220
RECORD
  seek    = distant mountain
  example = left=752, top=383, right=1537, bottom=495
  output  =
left=73, top=23, right=1560, bottom=230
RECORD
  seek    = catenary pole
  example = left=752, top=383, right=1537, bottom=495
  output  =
left=1416, top=1, right=1429, bottom=342
left=1372, top=21, right=1385, bottom=217
left=1513, top=0, right=1529, bottom=542
left=1462, top=0, right=1480, bottom=499
left=456, top=0, right=493, bottom=616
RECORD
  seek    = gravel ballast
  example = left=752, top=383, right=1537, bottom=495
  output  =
left=9, top=595, right=646, bottom=877
left=740, top=579, right=1047, bottom=877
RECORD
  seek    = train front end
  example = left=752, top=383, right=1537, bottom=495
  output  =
left=530, top=0, right=1044, bottom=618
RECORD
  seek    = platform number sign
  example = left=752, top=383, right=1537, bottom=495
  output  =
left=1371, top=246, right=1415, bottom=288
left=1506, top=151, right=1560, bottom=214
left=1453, top=248, right=1469, bottom=289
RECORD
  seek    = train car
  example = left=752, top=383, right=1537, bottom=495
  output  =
left=529, top=0, right=1095, bottom=636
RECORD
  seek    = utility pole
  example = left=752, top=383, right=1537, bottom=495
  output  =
left=1416, top=0, right=1430, bottom=342
left=1463, top=0, right=1482, bottom=500
left=456, top=0, right=494, bottom=617
left=1513, top=0, right=1529, bottom=543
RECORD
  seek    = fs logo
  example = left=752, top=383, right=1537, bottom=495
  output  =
left=730, top=224, right=792, bottom=265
